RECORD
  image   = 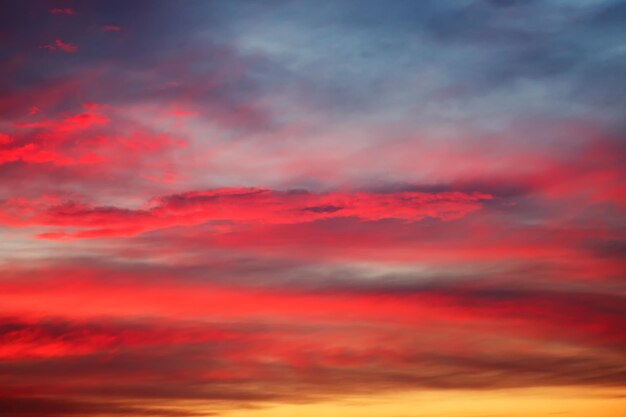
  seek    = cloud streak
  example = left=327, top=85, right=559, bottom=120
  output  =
left=0, top=187, right=492, bottom=239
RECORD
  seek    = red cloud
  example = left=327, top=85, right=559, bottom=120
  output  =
left=1, top=267, right=624, bottom=351
left=0, top=188, right=492, bottom=239
left=39, top=39, right=78, bottom=53
left=1, top=259, right=623, bottom=417
left=49, top=8, right=76, bottom=15
left=103, top=25, right=122, bottom=32
left=55, top=39, right=78, bottom=53
left=0, top=108, right=110, bottom=167
left=0, top=317, right=244, bottom=360
left=0, top=106, right=185, bottom=193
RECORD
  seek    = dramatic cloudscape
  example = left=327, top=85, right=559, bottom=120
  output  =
left=1, top=1, right=625, bottom=416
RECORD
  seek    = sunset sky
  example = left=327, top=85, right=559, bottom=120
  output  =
left=1, top=1, right=625, bottom=416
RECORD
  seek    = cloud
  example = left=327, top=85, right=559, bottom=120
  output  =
left=49, top=8, right=76, bottom=16
left=0, top=396, right=206, bottom=417
left=0, top=282, right=624, bottom=416
left=0, top=316, right=251, bottom=360
left=0, top=1, right=624, bottom=415
left=1, top=263, right=624, bottom=349
left=39, top=40, right=78, bottom=53
left=0, top=187, right=492, bottom=239
left=0, top=105, right=186, bottom=198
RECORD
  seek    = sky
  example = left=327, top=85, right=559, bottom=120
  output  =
left=0, top=1, right=625, bottom=416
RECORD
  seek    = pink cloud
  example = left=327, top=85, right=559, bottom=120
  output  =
left=0, top=187, right=492, bottom=239
left=49, top=8, right=76, bottom=16
left=39, top=39, right=78, bottom=54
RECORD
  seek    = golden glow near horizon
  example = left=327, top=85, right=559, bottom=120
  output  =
left=218, top=387, right=626, bottom=417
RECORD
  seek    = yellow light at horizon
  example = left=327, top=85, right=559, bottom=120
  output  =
left=216, top=386, right=626, bottom=417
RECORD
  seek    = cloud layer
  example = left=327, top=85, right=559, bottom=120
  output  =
left=1, top=1, right=625, bottom=416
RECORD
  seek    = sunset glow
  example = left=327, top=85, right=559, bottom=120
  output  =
left=1, top=1, right=625, bottom=416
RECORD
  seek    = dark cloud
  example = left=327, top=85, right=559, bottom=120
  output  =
left=1, top=317, right=624, bottom=415
left=0, top=396, right=208, bottom=417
